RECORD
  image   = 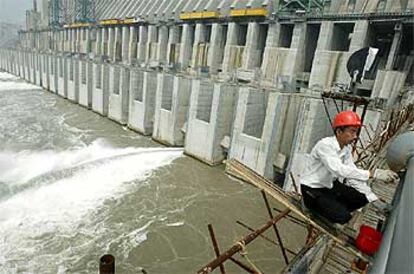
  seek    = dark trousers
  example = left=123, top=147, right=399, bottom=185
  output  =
left=301, top=180, right=369, bottom=224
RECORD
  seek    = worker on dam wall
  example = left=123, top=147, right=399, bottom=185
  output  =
left=300, top=110, right=399, bottom=224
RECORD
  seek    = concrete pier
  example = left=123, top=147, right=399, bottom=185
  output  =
left=166, top=25, right=180, bottom=66
left=35, top=54, right=42, bottom=86
left=121, top=26, right=130, bottom=63
left=95, top=27, right=102, bottom=56
left=41, top=54, right=49, bottom=90
left=78, top=59, right=93, bottom=108
left=107, top=27, right=115, bottom=61
left=67, top=58, right=79, bottom=102
left=49, top=55, right=58, bottom=93
left=191, top=23, right=207, bottom=69
left=57, top=56, right=67, bottom=98
left=309, top=21, right=353, bottom=89
left=128, top=69, right=157, bottom=135
left=146, top=25, right=158, bottom=66
left=241, top=22, right=261, bottom=70
left=28, top=52, right=34, bottom=83
left=128, top=26, right=138, bottom=63
left=207, top=23, right=226, bottom=74
left=28, top=52, right=36, bottom=84
left=19, top=52, right=25, bottom=79
left=228, top=88, right=302, bottom=180
left=179, top=24, right=194, bottom=70
left=23, top=52, right=28, bottom=81
left=92, top=62, right=110, bottom=116
left=157, top=25, right=169, bottom=66
left=262, top=22, right=309, bottom=89
left=371, top=70, right=408, bottom=107
left=108, top=65, right=130, bottom=125
left=222, top=22, right=242, bottom=73
left=137, top=26, right=148, bottom=64
left=102, top=28, right=108, bottom=56
left=76, top=29, right=81, bottom=53
left=24, top=52, right=29, bottom=81
left=260, top=23, right=282, bottom=83
left=185, top=79, right=238, bottom=165
left=153, top=74, right=191, bottom=146
left=13, top=51, right=19, bottom=76
left=114, top=27, right=122, bottom=61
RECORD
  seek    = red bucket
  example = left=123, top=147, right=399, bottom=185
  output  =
left=355, top=225, right=383, bottom=255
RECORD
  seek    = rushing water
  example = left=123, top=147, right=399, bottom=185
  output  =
left=0, top=72, right=305, bottom=274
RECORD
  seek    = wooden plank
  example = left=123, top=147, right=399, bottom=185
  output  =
left=225, top=159, right=371, bottom=261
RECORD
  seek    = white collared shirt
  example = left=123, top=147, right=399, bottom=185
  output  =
left=300, top=136, right=378, bottom=202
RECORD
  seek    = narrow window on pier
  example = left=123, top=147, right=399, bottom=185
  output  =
left=133, top=71, right=144, bottom=102
left=258, top=24, right=269, bottom=67
left=221, top=25, right=228, bottom=48
left=50, top=58, right=54, bottom=75
left=196, top=82, right=214, bottom=123
left=81, top=62, right=87, bottom=84
left=155, top=26, right=159, bottom=50
left=243, top=91, right=268, bottom=139
left=96, top=64, right=102, bottom=89
left=161, top=75, right=173, bottom=111
left=69, top=60, right=74, bottom=81
left=279, top=24, right=294, bottom=48
left=178, top=26, right=183, bottom=43
left=205, top=25, right=212, bottom=43
left=237, top=24, right=248, bottom=46
left=304, top=23, right=321, bottom=73
left=113, top=67, right=120, bottom=95
left=59, top=58, right=63, bottom=77
left=331, top=23, right=354, bottom=51
left=189, top=24, right=196, bottom=46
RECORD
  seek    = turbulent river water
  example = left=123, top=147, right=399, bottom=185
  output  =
left=0, top=71, right=305, bottom=274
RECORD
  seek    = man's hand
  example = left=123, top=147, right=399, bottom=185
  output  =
left=373, top=169, right=399, bottom=183
left=372, top=199, right=392, bottom=213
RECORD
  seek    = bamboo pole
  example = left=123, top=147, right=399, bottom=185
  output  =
left=236, top=220, right=297, bottom=255
left=208, top=224, right=226, bottom=274
left=261, top=190, right=289, bottom=265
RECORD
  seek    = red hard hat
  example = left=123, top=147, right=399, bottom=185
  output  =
left=333, top=110, right=362, bottom=129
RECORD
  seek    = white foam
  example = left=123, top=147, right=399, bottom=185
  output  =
left=166, top=221, right=185, bottom=227
left=0, top=72, right=18, bottom=81
left=0, top=139, right=177, bottom=185
left=0, top=143, right=183, bottom=267
left=0, top=80, right=42, bottom=91
left=0, top=72, right=41, bottom=91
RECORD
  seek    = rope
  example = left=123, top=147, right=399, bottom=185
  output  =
left=236, top=240, right=263, bottom=274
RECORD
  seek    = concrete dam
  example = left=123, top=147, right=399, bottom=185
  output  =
left=0, top=0, right=414, bottom=273
left=2, top=0, right=413, bottom=189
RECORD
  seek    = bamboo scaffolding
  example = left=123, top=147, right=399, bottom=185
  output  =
left=224, top=159, right=370, bottom=261
left=197, top=209, right=291, bottom=274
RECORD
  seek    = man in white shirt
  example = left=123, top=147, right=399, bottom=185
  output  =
left=300, top=110, right=399, bottom=224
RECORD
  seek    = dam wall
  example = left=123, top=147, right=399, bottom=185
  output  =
left=1, top=0, right=413, bottom=188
